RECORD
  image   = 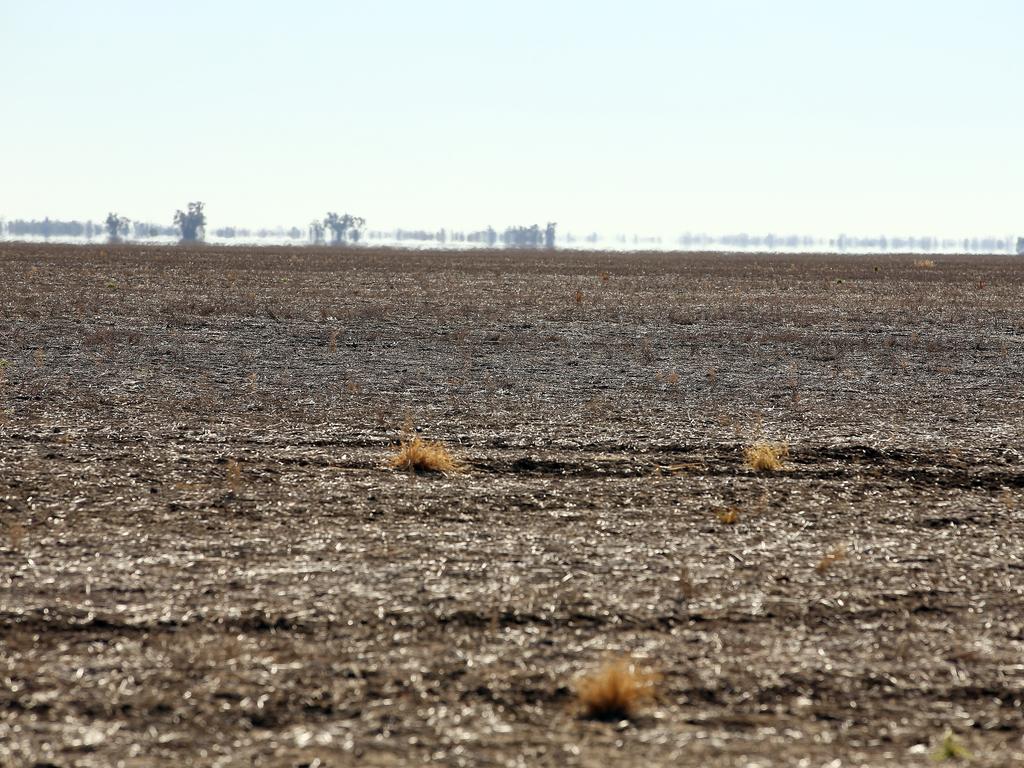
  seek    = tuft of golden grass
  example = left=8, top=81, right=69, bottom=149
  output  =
left=388, top=436, right=459, bottom=473
left=743, top=442, right=788, bottom=472
left=575, top=657, right=658, bottom=721
left=913, top=259, right=936, bottom=269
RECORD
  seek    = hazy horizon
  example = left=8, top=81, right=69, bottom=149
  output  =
left=3, top=1, right=1021, bottom=238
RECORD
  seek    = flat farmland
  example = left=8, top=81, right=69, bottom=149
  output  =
left=1, top=243, right=1023, bottom=767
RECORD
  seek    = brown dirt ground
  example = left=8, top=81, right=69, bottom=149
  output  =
left=1, top=242, right=1023, bottom=767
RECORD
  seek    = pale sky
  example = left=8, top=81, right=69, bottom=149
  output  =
left=2, top=1, right=1021, bottom=238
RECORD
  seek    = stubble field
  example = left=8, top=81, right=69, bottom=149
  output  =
left=1, top=242, right=1023, bottom=767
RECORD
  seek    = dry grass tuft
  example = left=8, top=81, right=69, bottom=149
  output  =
left=716, top=507, right=741, bottom=525
left=743, top=442, right=788, bottom=472
left=575, top=657, right=658, bottom=721
left=388, top=436, right=459, bottom=473
left=913, top=259, right=936, bottom=269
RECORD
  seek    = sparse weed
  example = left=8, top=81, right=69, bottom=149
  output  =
left=815, top=544, right=847, bottom=573
left=83, top=327, right=141, bottom=348
left=914, top=259, right=936, bottom=269
left=388, top=436, right=459, bottom=473
left=744, top=442, right=788, bottom=472
left=226, top=459, right=242, bottom=492
left=4, top=521, right=26, bottom=549
left=931, top=730, right=971, bottom=762
left=584, top=394, right=610, bottom=418
left=328, top=328, right=339, bottom=353
left=716, top=507, right=741, bottom=525
left=677, top=565, right=698, bottom=599
left=638, top=338, right=654, bottom=363
left=575, top=657, right=658, bottom=721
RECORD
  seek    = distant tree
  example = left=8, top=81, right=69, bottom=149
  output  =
left=349, top=216, right=366, bottom=243
left=323, top=212, right=351, bottom=244
left=105, top=212, right=129, bottom=243
left=310, top=220, right=325, bottom=244
left=502, top=223, right=552, bottom=249
left=323, top=212, right=364, bottom=245
left=287, top=226, right=302, bottom=240
left=1018, top=237, right=1024, bottom=255
left=173, top=202, right=206, bottom=242
left=544, top=222, right=557, bottom=249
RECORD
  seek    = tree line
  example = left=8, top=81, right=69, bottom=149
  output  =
left=5, top=208, right=1018, bottom=253
left=0, top=203, right=561, bottom=250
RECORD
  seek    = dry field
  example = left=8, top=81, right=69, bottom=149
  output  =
left=1, top=242, right=1023, bottom=767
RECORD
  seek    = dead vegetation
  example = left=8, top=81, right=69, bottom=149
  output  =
left=575, top=657, right=658, bottom=721
left=388, top=435, right=459, bottom=473
left=716, top=506, right=741, bottom=525
left=225, top=458, right=243, bottom=492
left=743, top=441, right=788, bottom=472
left=815, top=543, right=848, bottom=573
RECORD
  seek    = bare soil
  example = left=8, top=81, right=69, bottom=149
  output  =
left=1, top=242, right=1023, bottom=767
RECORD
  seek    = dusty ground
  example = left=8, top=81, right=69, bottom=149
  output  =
left=1, top=242, right=1022, bottom=767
